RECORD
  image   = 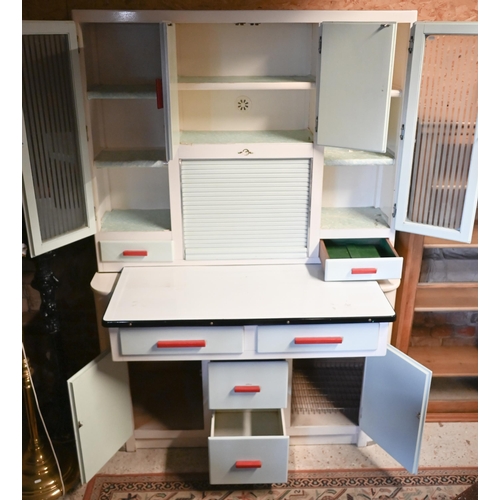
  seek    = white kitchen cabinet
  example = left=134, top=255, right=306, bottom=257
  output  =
left=21, top=10, right=476, bottom=487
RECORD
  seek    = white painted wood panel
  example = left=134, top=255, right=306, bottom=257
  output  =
left=316, top=22, right=396, bottom=153
left=67, top=351, right=133, bottom=484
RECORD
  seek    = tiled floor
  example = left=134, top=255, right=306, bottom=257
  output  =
left=64, top=421, right=478, bottom=499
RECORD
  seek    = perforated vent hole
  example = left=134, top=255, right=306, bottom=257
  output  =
left=236, top=96, right=251, bottom=111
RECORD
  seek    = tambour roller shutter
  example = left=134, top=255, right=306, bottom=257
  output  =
left=181, top=159, right=311, bottom=260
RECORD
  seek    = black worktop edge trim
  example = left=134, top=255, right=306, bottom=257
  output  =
left=102, top=314, right=396, bottom=328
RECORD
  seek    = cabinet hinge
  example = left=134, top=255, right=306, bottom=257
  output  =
left=318, top=36, right=322, bottom=54
left=392, top=204, right=397, bottom=218
left=400, top=124, right=405, bottom=140
left=408, top=36, right=414, bottom=54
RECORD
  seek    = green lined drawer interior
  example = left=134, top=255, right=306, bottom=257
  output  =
left=323, top=239, right=395, bottom=259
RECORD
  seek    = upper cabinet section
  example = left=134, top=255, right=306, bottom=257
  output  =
left=73, top=10, right=416, bottom=152
left=175, top=22, right=318, bottom=146
left=22, top=21, right=96, bottom=258
left=316, top=22, right=396, bottom=153
left=80, top=22, right=179, bottom=165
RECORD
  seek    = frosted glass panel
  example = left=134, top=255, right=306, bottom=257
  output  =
left=22, top=34, right=88, bottom=242
left=408, top=35, right=477, bottom=229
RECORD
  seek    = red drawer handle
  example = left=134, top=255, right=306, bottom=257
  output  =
left=234, top=385, right=261, bottom=393
left=122, top=250, right=148, bottom=257
left=156, top=78, right=163, bottom=109
left=157, top=340, right=206, bottom=348
left=351, top=268, right=377, bottom=274
left=235, top=460, right=262, bottom=469
left=294, top=337, right=343, bottom=345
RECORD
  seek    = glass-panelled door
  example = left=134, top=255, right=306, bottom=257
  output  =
left=22, top=21, right=96, bottom=257
left=395, top=23, right=478, bottom=243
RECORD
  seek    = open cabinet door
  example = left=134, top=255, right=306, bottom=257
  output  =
left=395, top=22, right=478, bottom=243
left=360, top=345, right=431, bottom=474
left=67, top=351, right=134, bottom=484
left=316, top=22, right=396, bottom=153
left=161, top=22, right=180, bottom=162
left=22, top=21, right=96, bottom=257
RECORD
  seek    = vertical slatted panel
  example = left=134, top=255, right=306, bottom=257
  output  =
left=22, top=34, right=87, bottom=242
left=408, top=34, right=478, bottom=229
left=181, top=159, right=311, bottom=260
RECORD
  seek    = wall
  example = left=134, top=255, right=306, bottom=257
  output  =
left=22, top=0, right=478, bottom=21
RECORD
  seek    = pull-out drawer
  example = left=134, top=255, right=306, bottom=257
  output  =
left=319, top=238, right=402, bottom=281
left=99, top=240, right=173, bottom=262
left=257, top=323, right=383, bottom=356
left=208, top=361, right=288, bottom=410
left=209, top=409, right=288, bottom=485
left=118, top=327, right=244, bottom=356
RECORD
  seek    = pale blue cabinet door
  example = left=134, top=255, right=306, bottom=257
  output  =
left=316, top=22, right=396, bottom=153
left=360, top=345, right=431, bottom=474
left=67, top=351, right=134, bottom=484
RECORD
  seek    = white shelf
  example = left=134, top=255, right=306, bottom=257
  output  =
left=324, top=147, right=395, bottom=166
left=87, top=84, right=157, bottom=99
left=178, top=75, right=316, bottom=90
left=94, top=149, right=167, bottom=168
left=100, top=209, right=172, bottom=232
left=320, top=207, right=391, bottom=235
left=180, top=129, right=313, bottom=144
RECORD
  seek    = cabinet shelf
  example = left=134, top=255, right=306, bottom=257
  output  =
left=320, top=207, right=391, bottom=238
left=100, top=209, right=172, bottom=232
left=87, top=84, right=157, bottom=99
left=408, top=346, right=478, bottom=377
left=414, top=282, right=478, bottom=311
left=178, top=75, right=316, bottom=90
left=323, top=147, right=395, bottom=166
left=94, top=149, right=167, bottom=168
left=180, top=129, right=313, bottom=144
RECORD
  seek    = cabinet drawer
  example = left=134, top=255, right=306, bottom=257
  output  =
left=99, top=240, right=173, bottom=262
left=208, top=361, right=288, bottom=410
left=319, top=239, right=402, bottom=281
left=118, top=327, right=244, bottom=356
left=209, top=409, right=288, bottom=485
left=257, top=323, right=381, bottom=355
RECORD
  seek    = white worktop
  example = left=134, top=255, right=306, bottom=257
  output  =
left=103, top=264, right=395, bottom=326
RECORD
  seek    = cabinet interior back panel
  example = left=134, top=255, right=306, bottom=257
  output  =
left=83, top=23, right=162, bottom=85
left=179, top=90, right=311, bottom=132
left=108, top=168, right=170, bottom=210
left=91, top=100, right=166, bottom=150
left=176, top=24, right=316, bottom=77
left=181, top=159, right=311, bottom=260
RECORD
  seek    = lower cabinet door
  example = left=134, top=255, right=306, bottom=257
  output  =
left=208, top=409, right=289, bottom=484
left=67, top=351, right=134, bottom=484
left=360, top=345, right=432, bottom=474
